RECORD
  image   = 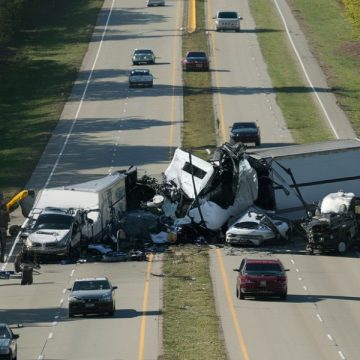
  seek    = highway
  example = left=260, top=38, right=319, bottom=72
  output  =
left=1, top=0, right=182, bottom=359
left=1, top=0, right=359, bottom=359
left=208, top=1, right=360, bottom=359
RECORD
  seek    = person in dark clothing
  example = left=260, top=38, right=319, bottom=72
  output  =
left=0, top=203, right=10, bottom=262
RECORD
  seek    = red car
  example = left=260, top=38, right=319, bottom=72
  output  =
left=234, top=258, right=288, bottom=300
left=182, top=51, right=209, bottom=71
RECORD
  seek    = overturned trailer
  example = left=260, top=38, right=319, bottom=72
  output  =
left=248, top=139, right=360, bottom=220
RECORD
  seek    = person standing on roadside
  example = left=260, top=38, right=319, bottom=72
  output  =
left=0, top=203, right=10, bottom=262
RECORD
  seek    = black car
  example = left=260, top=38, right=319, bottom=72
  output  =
left=0, top=323, right=19, bottom=360
left=182, top=51, right=209, bottom=71
left=229, top=122, right=261, bottom=146
left=68, top=277, right=117, bottom=317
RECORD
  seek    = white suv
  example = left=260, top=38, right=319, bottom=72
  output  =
left=214, top=11, right=242, bottom=32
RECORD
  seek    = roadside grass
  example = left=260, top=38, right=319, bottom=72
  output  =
left=182, top=0, right=217, bottom=158
left=286, top=0, right=360, bottom=135
left=249, top=0, right=333, bottom=143
left=161, top=245, right=226, bottom=360
left=0, top=0, right=104, bottom=198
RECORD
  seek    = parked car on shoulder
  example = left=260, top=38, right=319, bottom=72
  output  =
left=68, top=277, right=117, bottom=317
left=0, top=323, right=19, bottom=360
left=229, top=122, right=261, bottom=146
left=214, top=11, right=242, bottom=32
left=147, top=0, right=165, bottom=6
left=226, top=206, right=291, bottom=246
left=129, top=69, right=153, bottom=88
left=182, top=51, right=209, bottom=71
left=234, top=258, right=288, bottom=300
left=132, top=49, right=156, bottom=65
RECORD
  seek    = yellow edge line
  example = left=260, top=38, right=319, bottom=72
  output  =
left=169, top=0, right=181, bottom=160
left=215, top=249, right=250, bottom=360
left=207, top=0, right=227, bottom=142
left=137, top=253, right=154, bottom=360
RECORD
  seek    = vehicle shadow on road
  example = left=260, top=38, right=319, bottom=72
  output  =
left=65, top=309, right=162, bottom=320
left=285, top=293, right=360, bottom=303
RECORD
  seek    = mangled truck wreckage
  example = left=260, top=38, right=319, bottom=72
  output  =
left=301, top=191, right=360, bottom=254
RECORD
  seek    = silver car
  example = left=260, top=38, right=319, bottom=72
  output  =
left=132, top=49, right=156, bottom=65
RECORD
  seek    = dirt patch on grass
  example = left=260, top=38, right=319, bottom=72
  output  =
left=338, top=41, right=360, bottom=62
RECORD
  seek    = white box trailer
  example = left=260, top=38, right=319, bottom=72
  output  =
left=21, top=173, right=127, bottom=256
left=249, top=139, right=360, bottom=220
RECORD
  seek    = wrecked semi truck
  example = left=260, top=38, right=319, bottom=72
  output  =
left=20, top=173, right=128, bottom=257
left=301, top=191, right=360, bottom=253
left=248, top=139, right=360, bottom=220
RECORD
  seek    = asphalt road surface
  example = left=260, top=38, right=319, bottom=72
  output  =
left=1, top=0, right=182, bottom=359
left=208, top=1, right=359, bottom=359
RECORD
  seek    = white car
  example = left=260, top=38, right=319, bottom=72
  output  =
left=147, top=0, right=165, bottom=6
left=128, top=69, right=153, bottom=88
left=214, top=11, right=242, bottom=32
left=226, top=206, right=291, bottom=246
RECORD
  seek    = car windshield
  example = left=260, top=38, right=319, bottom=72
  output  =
left=135, top=50, right=153, bottom=55
left=244, top=263, right=283, bottom=275
left=34, top=214, right=72, bottom=230
left=233, top=221, right=260, bottom=229
left=187, top=52, right=206, bottom=58
left=131, top=70, right=150, bottom=75
left=0, top=326, right=11, bottom=338
left=218, top=12, right=238, bottom=19
left=232, top=122, right=257, bottom=130
left=72, top=280, right=111, bottom=291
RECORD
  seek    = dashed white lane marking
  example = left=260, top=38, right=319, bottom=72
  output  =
left=327, top=334, right=334, bottom=341
left=290, top=259, right=295, bottom=264
left=295, top=268, right=299, bottom=272
left=70, top=269, right=75, bottom=277
left=303, top=285, right=307, bottom=291
left=62, top=288, right=66, bottom=294
left=59, top=299, right=64, bottom=305
left=38, top=355, right=44, bottom=360
left=48, top=332, right=53, bottom=339
left=316, top=314, right=323, bottom=322
left=298, top=277, right=302, bottom=281
left=52, top=321, right=58, bottom=326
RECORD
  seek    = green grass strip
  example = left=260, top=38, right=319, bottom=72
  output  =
left=182, top=0, right=217, bottom=158
left=249, top=0, right=333, bottom=143
left=161, top=245, right=226, bottom=360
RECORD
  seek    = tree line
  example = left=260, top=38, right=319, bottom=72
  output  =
left=0, top=0, right=54, bottom=46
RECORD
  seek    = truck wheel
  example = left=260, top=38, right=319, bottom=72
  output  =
left=338, top=241, right=347, bottom=253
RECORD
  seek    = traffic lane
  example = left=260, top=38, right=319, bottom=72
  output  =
left=47, top=0, right=182, bottom=186
left=27, top=0, right=182, bottom=188
left=207, top=0, right=293, bottom=146
left=290, top=252, right=360, bottom=359
left=210, top=248, right=342, bottom=360
left=0, top=263, right=76, bottom=360
left=37, top=259, right=161, bottom=360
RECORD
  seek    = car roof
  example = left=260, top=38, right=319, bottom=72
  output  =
left=232, top=122, right=258, bottom=128
left=186, top=51, right=207, bottom=56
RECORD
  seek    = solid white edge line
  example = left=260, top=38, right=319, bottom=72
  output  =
left=272, top=0, right=339, bottom=139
